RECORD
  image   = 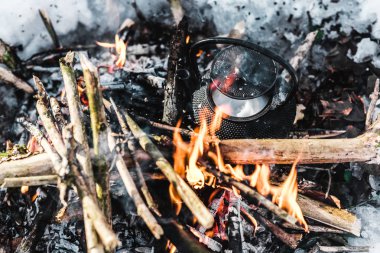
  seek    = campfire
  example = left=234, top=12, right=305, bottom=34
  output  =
left=0, top=1, right=380, bottom=253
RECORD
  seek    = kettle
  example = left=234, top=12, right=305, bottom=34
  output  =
left=189, top=37, right=298, bottom=139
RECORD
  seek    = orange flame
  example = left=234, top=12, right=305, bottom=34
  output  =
left=272, top=161, right=308, bottom=231
left=172, top=81, right=308, bottom=230
left=97, top=34, right=127, bottom=68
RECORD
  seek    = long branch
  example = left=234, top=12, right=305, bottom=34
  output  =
left=219, top=133, right=379, bottom=164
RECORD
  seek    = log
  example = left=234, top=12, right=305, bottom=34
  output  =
left=298, top=194, right=361, bottom=236
left=162, top=17, right=188, bottom=125
left=318, top=245, right=369, bottom=253
left=219, top=133, right=379, bottom=164
left=1, top=175, right=58, bottom=188
left=0, top=153, right=53, bottom=184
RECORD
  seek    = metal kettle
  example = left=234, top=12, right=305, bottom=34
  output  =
left=189, top=37, right=298, bottom=139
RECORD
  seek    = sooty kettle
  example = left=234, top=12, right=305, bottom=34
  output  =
left=189, top=37, right=298, bottom=139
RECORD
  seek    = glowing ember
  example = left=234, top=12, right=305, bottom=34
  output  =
left=97, top=34, right=127, bottom=68
left=21, top=185, right=29, bottom=194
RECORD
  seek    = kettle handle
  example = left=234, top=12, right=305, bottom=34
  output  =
left=189, top=37, right=298, bottom=92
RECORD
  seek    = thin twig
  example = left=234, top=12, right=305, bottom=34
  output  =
left=16, top=117, right=62, bottom=173
left=49, top=97, right=67, bottom=131
left=39, top=9, right=61, bottom=48
left=0, top=66, right=34, bottom=93
left=107, top=132, right=164, bottom=239
left=80, top=53, right=111, bottom=219
left=110, top=98, right=159, bottom=213
left=365, top=78, right=379, bottom=130
left=34, top=76, right=67, bottom=158
left=60, top=52, right=95, bottom=192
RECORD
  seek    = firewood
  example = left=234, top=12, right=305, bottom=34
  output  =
left=226, top=194, right=244, bottom=253
left=254, top=213, right=302, bottom=249
left=162, top=17, right=188, bottom=125
left=80, top=53, right=111, bottom=219
left=49, top=97, right=67, bottom=131
left=121, top=108, right=215, bottom=229
left=33, top=76, right=67, bottom=159
left=16, top=117, right=62, bottom=173
left=134, top=114, right=195, bottom=138
left=297, top=194, right=361, bottom=236
left=288, top=31, right=318, bottom=76
left=365, top=78, right=379, bottom=129
left=209, top=168, right=298, bottom=225
left=110, top=98, right=159, bottom=214
left=168, top=0, right=184, bottom=25
left=0, top=153, right=53, bottom=185
left=280, top=222, right=346, bottom=234
left=59, top=52, right=95, bottom=192
left=38, top=9, right=61, bottom=48
left=1, top=175, right=58, bottom=188
left=64, top=127, right=120, bottom=252
left=14, top=187, right=58, bottom=253
left=317, top=245, right=369, bottom=253
left=0, top=66, right=34, bottom=93
left=107, top=131, right=164, bottom=239
left=159, top=218, right=211, bottom=253
left=219, top=132, right=378, bottom=164
left=187, top=226, right=223, bottom=252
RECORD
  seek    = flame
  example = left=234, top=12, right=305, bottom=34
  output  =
left=168, top=183, right=182, bottom=216
left=172, top=81, right=308, bottom=230
left=97, top=34, right=127, bottom=68
left=186, top=35, right=190, bottom=44
left=59, top=78, right=88, bottom=105
left=21, top=186, right=29, bottom=194
left=272, top=161, right=308, bottom=231
left=196, top=50, right=204, bottom=58
left=166, top=241, right=176, bottom=253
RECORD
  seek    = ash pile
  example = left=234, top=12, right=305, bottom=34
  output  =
left=0, top=1, right=380, bottom=253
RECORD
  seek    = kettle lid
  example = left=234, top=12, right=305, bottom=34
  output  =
left=210, top=46, right=277, bottom=99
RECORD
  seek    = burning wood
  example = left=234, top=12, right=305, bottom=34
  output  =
left=0, top=4, right=378, bottom=252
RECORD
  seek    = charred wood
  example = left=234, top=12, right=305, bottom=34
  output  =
left=162, top=17, right=188, bottom=125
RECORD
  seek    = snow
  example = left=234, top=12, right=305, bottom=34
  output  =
left=0, top=0, right=379, bottom=60
left=348, top=38, right=380, bottom=68
left=348, top=204, right=380, bottom=253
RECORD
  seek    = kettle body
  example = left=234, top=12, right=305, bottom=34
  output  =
left=189, top=38, right=298, bottom=139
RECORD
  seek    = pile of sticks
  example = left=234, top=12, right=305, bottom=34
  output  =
left=0, top=10, right=379, bottom=252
